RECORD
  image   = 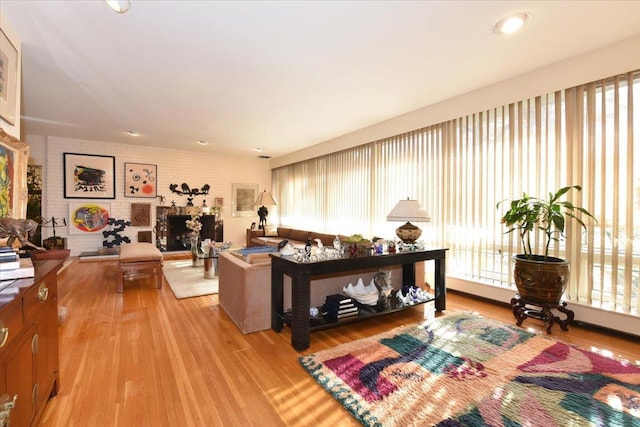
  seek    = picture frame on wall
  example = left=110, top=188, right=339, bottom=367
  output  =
left=0, top=128, right=29, bottom=218
left=231, top=183, right=258, bottom=217
left=130, top=202, right=151, bottom=226
left=68, top=201, right=111, bottom=234
left=0, top=29, right=19, bottom=125
left=63, top=153, right=116, bottom=199
left=124, top=162, right=157, bottom=198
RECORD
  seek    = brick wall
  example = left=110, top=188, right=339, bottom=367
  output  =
left=43, top=136, right=270, bottom=255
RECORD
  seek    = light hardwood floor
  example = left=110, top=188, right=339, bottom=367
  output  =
left=39, top=257, right=640, bottom=426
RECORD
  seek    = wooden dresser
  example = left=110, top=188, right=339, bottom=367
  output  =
left=0, top=259, right=63, bottom=427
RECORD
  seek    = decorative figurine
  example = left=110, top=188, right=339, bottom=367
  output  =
left=257, top=205, right=269, bottom=229
left=373, top=271, right=394, bottom=310
left=0, top=217, right=46, bottom=250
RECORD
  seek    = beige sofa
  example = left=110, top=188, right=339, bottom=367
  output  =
left=218, top=250, right=410, bottom=334
left=246, top=227, right=339, bottom=249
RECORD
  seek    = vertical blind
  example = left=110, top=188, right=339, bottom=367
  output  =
left=272, top=70, right=639, bottom=316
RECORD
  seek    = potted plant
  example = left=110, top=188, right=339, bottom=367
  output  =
left=498, top=185, right=596, bottom=306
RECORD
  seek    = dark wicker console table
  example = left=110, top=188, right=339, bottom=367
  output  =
left=270, top=248, right=448, bottom=351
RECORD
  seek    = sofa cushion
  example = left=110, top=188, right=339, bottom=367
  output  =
left=277, top=227, right=292, bottom=238
left=240, top=246, right=276, bottom=257
left=265, top=226, right=279, bottom=237
left=289, top=229, right=311, bottom=243
left=246, top=253, right=272, bottom=264
left=252, top=237, right=284, bottom=249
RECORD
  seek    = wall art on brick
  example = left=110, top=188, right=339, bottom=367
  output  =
left=69, top=201, right=111, bottom=234
left=63, top=153, right=115, bottom=199
left=130, top=202, right=151, bottom=226
left=125, top=162, right=157, bottom=198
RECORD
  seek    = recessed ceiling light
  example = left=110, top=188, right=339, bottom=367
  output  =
left=198, top=140, right=209, bottom=145
left=493, top=12, right=532, bottom=35
left=127, top=130, right=141, bottom=136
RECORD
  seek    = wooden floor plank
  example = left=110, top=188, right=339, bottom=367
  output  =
left=38, top=258, right=640, bottom=426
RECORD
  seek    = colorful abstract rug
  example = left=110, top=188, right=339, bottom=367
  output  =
left=299, top=312, right=640, bottom=426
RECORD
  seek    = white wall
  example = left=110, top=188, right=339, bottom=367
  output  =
left=0, top=17, right=21, bottom=139
left=36, top=136, right=270, bottom=256
left=272, top=34, right=640, bottom=168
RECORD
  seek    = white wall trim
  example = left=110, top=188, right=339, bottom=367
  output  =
left=448, top=276, right=640, bottom=337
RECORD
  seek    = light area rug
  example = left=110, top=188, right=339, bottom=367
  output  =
left=163, top=259, right=218, bottom=299
left=300, top=312, right=640, bottom=427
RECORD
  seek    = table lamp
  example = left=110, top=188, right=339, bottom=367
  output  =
left=386, top=198, right=431, bottom=244
left=255, top=190, right=277, bottom=229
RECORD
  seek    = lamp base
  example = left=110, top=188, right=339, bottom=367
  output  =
left=395, top=222, right=422, bottom=244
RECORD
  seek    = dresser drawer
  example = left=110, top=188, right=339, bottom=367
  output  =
left=0, top=299, right=23, bottom=351
left=23, top=276, right=56, bottom=323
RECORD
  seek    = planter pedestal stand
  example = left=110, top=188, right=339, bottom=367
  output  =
left=511, top=295, right=575, bottom=334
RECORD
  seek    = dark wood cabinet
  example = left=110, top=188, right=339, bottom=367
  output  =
left=0, top=259, right=62, bottom=427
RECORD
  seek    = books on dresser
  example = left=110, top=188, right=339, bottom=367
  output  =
left=0, top=248, right=20, bottom=271
left=0, top=256, right=35, bottom=280
left=324, top=293, right=359, bottom=322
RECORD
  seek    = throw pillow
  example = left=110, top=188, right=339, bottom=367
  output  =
left=265, top=226, right=279, bottom=237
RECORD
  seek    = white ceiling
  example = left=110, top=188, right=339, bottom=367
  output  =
left=3, top=1, right=640, bottom=159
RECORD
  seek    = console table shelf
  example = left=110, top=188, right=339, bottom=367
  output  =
left=271, top=248, right=447, bottom=351
left=280, top=298, right=434, bottom=332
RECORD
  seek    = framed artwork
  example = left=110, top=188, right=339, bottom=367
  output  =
left=214, top=197, right=223, bottom=207
left=124, top=162, right=157, bottom=198
left=232, top=183, right=258, bottom=217
left=130, top=202, right=151, bottom=226
left=63, top=153, right=115, bottom=199
left=69, top=201, right=111, bottom=234
left=0, top=29, right=19, bottom=125
left=0, top=128, right=29, bottom=218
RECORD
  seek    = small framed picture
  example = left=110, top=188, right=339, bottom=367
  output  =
left=130, top=202, right=151, bottom=226
left=0, top=29, right=19, bottom=125
left=232, top=183, right=258, bottom=217
left=214, top=197, right=224, bottom=207
left=125, top=162, right=157, bottom=198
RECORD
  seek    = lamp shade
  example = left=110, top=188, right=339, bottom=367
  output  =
left=386, top=198, right=431, bottom=222
left=105, top=0, right=130, bottom=13
left=255, top=190, right=277, bottom=207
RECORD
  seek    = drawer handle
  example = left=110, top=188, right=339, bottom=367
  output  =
left=32, top=383, right=39, bottom=407
left=32, top=334, right=39, bottom=354
left=38, top=284, right=49, bottom=302
left=0, top=326, right=7, bottom=348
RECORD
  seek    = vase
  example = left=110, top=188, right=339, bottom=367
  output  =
left=190, top=236, right=200, bottom=267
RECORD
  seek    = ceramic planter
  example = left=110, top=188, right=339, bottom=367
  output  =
left=512, top=254, right=569, bottom=306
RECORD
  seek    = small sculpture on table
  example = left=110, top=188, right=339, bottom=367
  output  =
left=373, top=271, right=395, bottom=310
left=257, top=206, right=268, bottom=229
left=0, top=217, right=46, bottom=250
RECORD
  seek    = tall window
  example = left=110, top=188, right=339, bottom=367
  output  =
left=272, top=70, right=640, bottom=316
